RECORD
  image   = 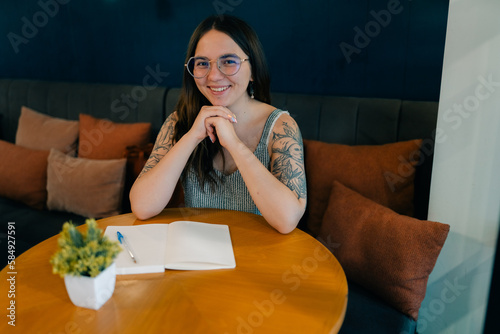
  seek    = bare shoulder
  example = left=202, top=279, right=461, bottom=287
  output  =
left=268, top=111, right=307, bottom=200
left=269, top=112, right=303, bottom=148
left=156, top=111, right=178, bottom=147
left=138, top=111, right=178, bottom=177
left=168, top=111, right=179, bottom=122
left=164, top=111, right=178, bottom=126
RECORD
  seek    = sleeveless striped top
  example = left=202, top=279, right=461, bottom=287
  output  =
left=182, top=109, right=289, bottom=215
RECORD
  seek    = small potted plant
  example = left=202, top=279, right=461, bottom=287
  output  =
left=50, top=219, right=121, bottom=310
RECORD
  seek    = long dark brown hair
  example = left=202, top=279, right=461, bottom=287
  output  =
left=174, top=15, right=271, bottom=188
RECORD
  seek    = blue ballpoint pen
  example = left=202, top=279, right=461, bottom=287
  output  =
left=117, top=231, right=137, bottom=263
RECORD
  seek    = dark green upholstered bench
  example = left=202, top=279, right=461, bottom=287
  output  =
left=1, top=80, right=439, bottom=333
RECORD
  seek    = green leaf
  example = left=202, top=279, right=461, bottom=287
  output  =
left=68, top=226, right=84, bottom=248
left=51, top=218, right=121, bottom=277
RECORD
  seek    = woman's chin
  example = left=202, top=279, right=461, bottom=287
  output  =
left=207, top=96, right=231, bottom=107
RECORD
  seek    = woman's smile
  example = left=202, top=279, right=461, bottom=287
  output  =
left=209, top=85, right=231, bottom=93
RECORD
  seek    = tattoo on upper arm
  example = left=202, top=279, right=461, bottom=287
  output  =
left=138, top=113, right=177, bottom=178
left=271, top=121, right=307, bottom=200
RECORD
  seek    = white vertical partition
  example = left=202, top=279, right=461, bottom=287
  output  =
left=423, top=0, right=500, bottom=333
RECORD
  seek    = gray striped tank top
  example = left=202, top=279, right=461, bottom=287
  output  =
left=182, top=109, right=289, bottom=215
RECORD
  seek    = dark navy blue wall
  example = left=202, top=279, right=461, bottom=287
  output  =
left=0, top=0, right=448, bottom=101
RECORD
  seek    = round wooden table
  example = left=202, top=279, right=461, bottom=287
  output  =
left=0, top=208, right=347, bottom=333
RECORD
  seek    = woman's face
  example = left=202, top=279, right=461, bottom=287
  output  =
left=193, top=29, right=252, bottom=109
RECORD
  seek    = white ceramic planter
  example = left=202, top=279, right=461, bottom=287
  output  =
left=64, top=262, right=116, bottom=310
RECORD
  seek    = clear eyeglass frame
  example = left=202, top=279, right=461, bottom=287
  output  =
left=185, top=54, right=249, bottom=79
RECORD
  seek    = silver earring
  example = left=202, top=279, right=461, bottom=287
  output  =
left=249, top=81, right=254, bottom=99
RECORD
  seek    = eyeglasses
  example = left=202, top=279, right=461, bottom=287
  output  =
left=185, top=54, right=249, bottom=79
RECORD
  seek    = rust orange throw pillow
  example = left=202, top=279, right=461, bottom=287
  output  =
left=78, top=114, right=151, bottom=160
left=304, top=139, right=422, bottom=236
left=318, top=181, right=449, bottom=320
left=0, top=140, right=49, bottom=209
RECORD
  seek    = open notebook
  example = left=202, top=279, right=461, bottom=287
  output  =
left=104, top=221, right=236, bottom=274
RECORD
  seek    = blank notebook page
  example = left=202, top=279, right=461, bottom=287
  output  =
left=164, top=221, right=235, bottom=270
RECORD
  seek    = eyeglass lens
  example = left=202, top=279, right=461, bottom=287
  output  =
left=187, top=54, right=243, bottom=78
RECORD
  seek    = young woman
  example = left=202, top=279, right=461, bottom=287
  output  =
left=130, top=15, right=306, bottom=234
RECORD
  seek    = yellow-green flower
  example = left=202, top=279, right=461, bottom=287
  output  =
left=50, top=219, right=121, bottom=278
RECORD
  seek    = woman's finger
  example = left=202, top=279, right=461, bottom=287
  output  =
left=200, top=106, right=237, bottom=123
left=206, top=123, right=216, bottom=143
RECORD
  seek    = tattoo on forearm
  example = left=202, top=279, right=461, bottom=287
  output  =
left=138, top=113, right=177, bottom=178
left=271, top=121, right=307, bottom=200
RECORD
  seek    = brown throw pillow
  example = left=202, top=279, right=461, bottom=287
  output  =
left=304, top=139, right=422, bottom=236
left=122, top=144, right=154, bottom=212
left=0, top=140, right=49, bottom=209
left=124, top=144, right=154, bottom=182
left=15, top=106, right=79, bottom=155
left=318, top=181, right=450, bottom=321
left=78, top=113, right=151, bottom=160
left=47, top=149, right=126, bottom=218
left=122, top=144, right=184, bottom=212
